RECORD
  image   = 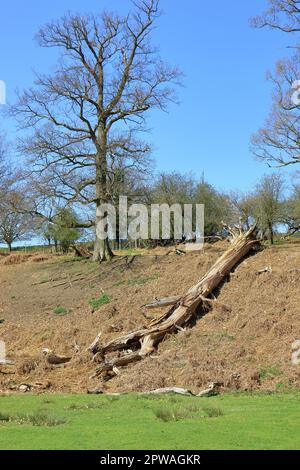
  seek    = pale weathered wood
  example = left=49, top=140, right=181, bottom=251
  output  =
left=0, top=359, right=14, bottom=366
left=197, top=382, right=221, bottom=397
left=42, top=348, right=72, bottom=365
left=87, top=333, right=102, bottom=354
left=143, top=387, right=194, bottom=396
left=143, top=296, right=181, bottom=310
left=90, top=226, right=260, bottom=378
left=72, top=245, right=92, bottom=258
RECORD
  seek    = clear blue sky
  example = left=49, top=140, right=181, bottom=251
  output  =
left=0, top=0, right=291, bottom=192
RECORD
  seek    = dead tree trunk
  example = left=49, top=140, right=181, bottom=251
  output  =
left=89, top=225, right=260, bottom=379
left=72, top=245, right=92, bottom=259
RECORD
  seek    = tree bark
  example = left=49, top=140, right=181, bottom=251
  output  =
left=93, top=237, right=114, bottom=262
left=93, top=126, right=114, bottom=262
left=72, top=244, right=93, bottom=258
left=90, top=225, right=260, bottom=378
left=269, top=223, right=274, bottom=245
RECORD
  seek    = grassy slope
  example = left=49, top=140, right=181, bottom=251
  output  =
left=0, top=393, right=299, bottom=450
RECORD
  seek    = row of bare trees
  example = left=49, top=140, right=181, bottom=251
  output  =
left=1, top=136, right=300, bottom=250
left=0, top=133, right=33, bottom=250
left=1, top=1, right=300, bottom=254
left=152, top=172, right=300, bottom=245
left=232, top=174, right=300, bottom=244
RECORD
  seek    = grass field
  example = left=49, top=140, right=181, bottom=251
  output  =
left=0, top=393, right=299, bottom=450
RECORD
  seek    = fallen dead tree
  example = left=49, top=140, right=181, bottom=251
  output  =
left=42, top=348, right=72, bottom=365
left=87, top=383, right=221, bottom=396
left=72, top=245, right=93, bottom=259
left=142, top=383, right=221, bottom=397
left=89, top=225, right=260, bottom=379
left=142, top=296, right=181, bottom=310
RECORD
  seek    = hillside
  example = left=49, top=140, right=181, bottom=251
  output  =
left=0, top=241, right=299, bottom=394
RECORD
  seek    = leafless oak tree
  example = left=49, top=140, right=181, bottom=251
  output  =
left=230, top=191, right=257, bottom=230
left=253, top=173, right=285, bottom=244
left=0, top=132, right=8, bottom=190
left=11, top=0, right=180, bottom=261
left=251, top=0, right=300, bottom=34
left=0, top=208, right=32, bottom=251
left=279, top=182, right=300, bottom=234
left=251, top=54, right=300, bottom=167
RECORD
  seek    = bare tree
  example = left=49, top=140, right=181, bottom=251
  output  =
left=251, top=2, right=300, bottom=168
left=0, top=204, right=32, bottom=251
left=251, top=0, right=300, bottom=34
left=0, top=133, right=5, bottom=166
left=253, top=173, right=285, bottom=244
left=11, top=0, right=180, bottom=261
left=283, top=184, right=300, bottom=233
left=0, top=132, right=8, bottom=191
left=251, top=54, right=300, bottom=167
left=195, top=179, right=233, bottom=237
left=230, top=191, right=257, bottom=230
left=150, top=172, right=196, bottom=206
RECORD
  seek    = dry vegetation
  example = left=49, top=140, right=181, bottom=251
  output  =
left=0, top=240, right=300, bottom=394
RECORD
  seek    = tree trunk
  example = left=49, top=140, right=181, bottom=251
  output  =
left=269, top=223, right=274, bottom=245
left=93, top=237, right=114, bottom=262
left=93, top=126, right=114, bottom=263
left=89, top=225, right=260, bottom=378
left=8, top=243, right=12, bottom=252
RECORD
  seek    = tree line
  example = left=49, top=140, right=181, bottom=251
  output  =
left=1, top=136, right=300, bottom=251
left=1, top=0, right=300, bottom=255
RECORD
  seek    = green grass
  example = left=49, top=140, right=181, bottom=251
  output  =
left=0, top=393, right=299, bottom=450
left=259, top=365, right=282, bottom=380
left=62, top=257, right=89, bottom=263
left=0, top=411, right=66, bottom=427
left=213, top=331, right=235, bottom=341
left=89, top=294, right=110, bottom=311
left=152, top=402, right=224, bottom=422
left=53, top=306, right=68, bottom=316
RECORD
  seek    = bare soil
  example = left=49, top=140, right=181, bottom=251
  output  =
left=0, top=241, right=300, bottom=394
